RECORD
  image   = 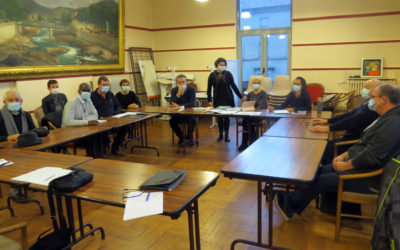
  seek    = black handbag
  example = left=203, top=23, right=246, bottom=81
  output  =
left=30, top=193, right=71, bottom=250
left=49, top=167, right=93, bottom=193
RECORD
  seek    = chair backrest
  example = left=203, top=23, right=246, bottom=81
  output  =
left=306, top=83, right=325, bottom=103
left=264, top=77, right=272, bottom=93
left=347, top=94, right=365, bottom=112
left=33, top=106, right=45, bottom=125
left=270, top=75, right=291, bottom=96
left=333, top=91, right=355, bottom=115
left=246, top=75, right=265, bottom=93
left=188, top=83, right=197, bottom=92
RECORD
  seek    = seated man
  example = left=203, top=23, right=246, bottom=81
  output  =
left=0, top=90, right=36, bottom=142
left=311, top=79, right=380, bottom=164
left=62, top=83, right=99, bottom=127
left=91, top=76, right=124, bottom=155
left=274, top=83, right=400, bottom=221
left=41, top=79, right=68, bottom=128
left=169, top=74, right=196, bottom=145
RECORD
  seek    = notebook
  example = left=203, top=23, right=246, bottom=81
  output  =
left=139, top=169, right=187, bottom=191
left=241, top=101, right=255, bottom=111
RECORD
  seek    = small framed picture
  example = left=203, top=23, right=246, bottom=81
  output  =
left=361, top=58, right=383, bottom=78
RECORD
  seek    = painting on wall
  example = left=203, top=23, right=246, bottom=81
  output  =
left=361, top=58, right=383, bottom=78
left=0, top=0, right=124, bottom=80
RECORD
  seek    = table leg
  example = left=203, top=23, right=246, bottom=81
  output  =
left=187, top=204, right=195, bottom=250
left=194, top=200, right=201, bottom=250
left=130, top=120, right=160, bottom=156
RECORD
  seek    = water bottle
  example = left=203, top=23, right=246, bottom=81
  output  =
left=317, top=97, right=323, bottom=114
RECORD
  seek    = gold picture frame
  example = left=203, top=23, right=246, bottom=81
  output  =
left=0, top=0, right=125, bottom=81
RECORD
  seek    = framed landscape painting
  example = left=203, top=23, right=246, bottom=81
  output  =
left=0, top=0, right=124, bottom=80
left=361, top=58, right=383, bottom=78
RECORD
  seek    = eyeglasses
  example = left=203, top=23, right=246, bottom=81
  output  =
left=122, top=188, right=143, bottom=200
left=370, top=95, right=382, bottom=99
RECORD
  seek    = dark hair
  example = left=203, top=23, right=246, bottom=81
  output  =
left=98, top=76, right=109, bottom=84
left=47, top=79, right=58, bottom=88
left=295, top=76, right=307, bottom=93
left=214, top=57, right=227, bottom=68
left=78, top=82, right=91, bottom=92
left=378, top=83, right=400, bottom=105
left=175, top=74, right=187, bottom=81
left=119, top=79, right=130, bottom=86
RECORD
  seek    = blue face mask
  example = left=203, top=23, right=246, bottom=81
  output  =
left=122, top=86, right=130, bottom=92
left=218, top=66, right=226, bottom=72
left=101, top=86, right=110, bottom=93
left=80, top=92, right=91, bottom=101
left=253, top=83, right=261, bottom=90
left=7, top=102, right=21, bottom=112
left=368, top=98, right=376, bottom=111
left=179, top=84, right=187, bottom=90
left=292, top=85, right=301, bottom=92
left=361, top=88, right=370, bottom=99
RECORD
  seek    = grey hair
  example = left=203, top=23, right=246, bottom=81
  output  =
left=368, top=79, right=381, bottom=86
left=3, top=89, right=21, bottom=101
left=378, top=83, right=400, bottom=105
left=175, top=74, right=187, bottom=81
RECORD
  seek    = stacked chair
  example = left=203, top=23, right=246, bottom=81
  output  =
left=268, top=75, right=292, bottom=107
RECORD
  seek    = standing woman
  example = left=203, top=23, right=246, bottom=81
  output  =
left=207, top=57, right=244, bottom=142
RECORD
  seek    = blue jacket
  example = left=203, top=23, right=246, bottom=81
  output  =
left=276, top=91, right=312, bottom=111
left=170, top=85, right=196, bottom=108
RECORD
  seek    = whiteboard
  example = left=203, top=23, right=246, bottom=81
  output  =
left=138, top=60, right=161, bottom=99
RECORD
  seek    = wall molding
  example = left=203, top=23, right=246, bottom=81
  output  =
left=292, top=67, right=400, bottom=71
left=125, top=23, right=235, bottom=32
left=153, top=47, right=236, bottom=53
left=293, top=39, right=400, bottom=47
left=293, top=11, right=400, bottom=22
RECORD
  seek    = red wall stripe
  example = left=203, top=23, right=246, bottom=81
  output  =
left=124, top=23, right=235, bottom=32
left=153, top=47, right=236, bottom=53
left=293, top=39, right=400, bottom=47
left=156, top=70, right=211, bottom=73
left=293, top=11, right=400, bottom=22
left=292, top=67, right=400, bottom=71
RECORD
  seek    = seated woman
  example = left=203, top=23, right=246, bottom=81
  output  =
left=116, top=79, right=142, bottom=109
left=238, top=76, right=268, bottom=151
left=268, top=76, right=311, bottom=112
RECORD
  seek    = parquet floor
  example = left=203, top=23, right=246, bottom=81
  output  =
left=0, top=117, right=372, bottom=249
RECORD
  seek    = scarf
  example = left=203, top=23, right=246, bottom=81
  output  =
left=1, top=106, right=28, bottom=135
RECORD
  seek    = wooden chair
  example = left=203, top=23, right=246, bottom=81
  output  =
left=333, top=91, right=355, bottom=115
left=333, top=138, right=380, bottom=242
left=0, top=222, right=28, bottom=250
left=346, top=94, right=365, bottom=112
left=335, top=169, right=382, bottom=241
left=33, top=106, right=45, bottom=126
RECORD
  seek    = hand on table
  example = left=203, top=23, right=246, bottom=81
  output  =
left=128, top=103, right=138, bottom=109
left=267, top=106, right=274, bottom=112
left=7, top=134, right=20, bottom=141
left=88, top=120, right=99, bottom=126
left=310, top=126, right=329, bottom=133
left=312, top=119, right=328, bottom=125
left=169, top=102, right=179, bottom=108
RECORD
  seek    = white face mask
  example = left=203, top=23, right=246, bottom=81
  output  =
left=51, top=88, right=60, bottom=95
left=292, top=85, right=301, bottom=92
left=253, top=83, right=261, bottom=90
left=218, top=66, right=226, bottom=72
left=122, top=86, right=130, bottom=92
left=361, top=88, right=370, bottom=99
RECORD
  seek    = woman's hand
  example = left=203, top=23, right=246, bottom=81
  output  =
left=208, top=102, right=213, bottom=107
left=267, top=106, right=274, bottom=112
left=128, top=103, right=138, bottom=109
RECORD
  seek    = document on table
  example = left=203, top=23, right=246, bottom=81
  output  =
left=273, top=110, right=290, bottom=114
left=97, top=120, right=107, bottom=124
left=123, top=191, right=163, bottom=221
left=11, top=167, right=72, bottom=186
left=0, top=159, right=13, bottom=167
left=113, top=112, right=138, bottom=118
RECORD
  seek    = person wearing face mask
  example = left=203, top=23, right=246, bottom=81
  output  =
left=91, top=76, right=125, bottom=155
left=275, top=83, right=400, bottom=221
left=62, top=83, right=99, bottom=127
left=169, top=74, right=196, bottom=145
left=207, top=57, right=244, bottom=142
left=115, top=79, right=141, bottom=109
left=41, top=80, right=68, bottom=128
left=268, top=76, right=312, bottom=112
left=311, top=79, right=380, bottom=165
left=238, top=76, right=268, bottom=151
left=0, top=90, right=36, bottom=142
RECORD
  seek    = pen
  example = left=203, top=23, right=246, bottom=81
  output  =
left=44, top=174, right=55, bottom=182
left=146, top=192, right=151, bottom=202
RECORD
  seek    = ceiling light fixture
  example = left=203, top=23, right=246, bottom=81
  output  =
left=243, top=26, right=251, bottom=30
left=241, top=12, right=251, bottom=19
left=195, top=0, right=209, bottom=2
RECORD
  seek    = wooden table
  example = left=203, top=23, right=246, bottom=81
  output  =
left=263, top=118, right=330, bottom=140
left=256, top=110, right=332, bottom=119
left=0, top=126, right=111, bottom=158
left=0, top=148, right=92, bottom=216
left=65, top=159, right=219, bottom=250
left=221, top=136, right=327, bottom=249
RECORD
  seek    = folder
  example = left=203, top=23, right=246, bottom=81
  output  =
left=139, top=169, right=187, bottom=191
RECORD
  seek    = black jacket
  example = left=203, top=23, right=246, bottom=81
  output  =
left=328, top=102, right=379, bottom=140
left=207, top=70, right=243, bottom=107
left=348, top=106, right=400, bottom=173
left=276, top=91, right=312, bottom=111
left=0, top=111, right=36, bottom=142
left=170, top=85, right=196, bottom=108
left=41, top=93, right=68, bottom=114
left=91, top=90, right=122, bottom=118
left=116, top=91, right=142, bottom=109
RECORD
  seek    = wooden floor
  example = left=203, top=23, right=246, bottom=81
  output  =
left=0, top=117, right=372, bottom=250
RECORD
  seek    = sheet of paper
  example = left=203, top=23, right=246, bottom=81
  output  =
left=11, top=167, right=72, bottom=186
left=123, top=191, right=163, bottom=221
left=0, top=159, right=13, bottom=167
left=113, top=112, right=138, bottom=118
left=273, top=110, right=290, bottom=114
left=97, top=120, right=107, bottom=124
left=293, top=111, right=307, bottom=115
